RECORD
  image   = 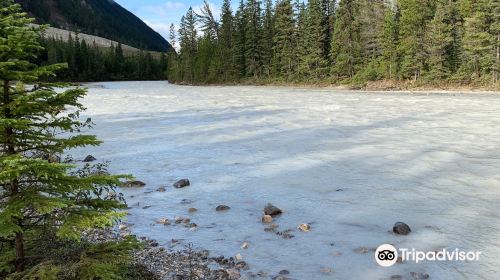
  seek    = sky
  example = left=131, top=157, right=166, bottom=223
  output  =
left=115, top=0, right=224, bottom=47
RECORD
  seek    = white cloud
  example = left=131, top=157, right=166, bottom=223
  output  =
left=142, top=1, right=186, bottom=17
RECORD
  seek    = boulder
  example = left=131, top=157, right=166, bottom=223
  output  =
left=393, top=222, right=411, bottom=235
left=216, top=205, right=231, bottom=211
left=173, top=179, right=190, bottom=188
left=122, top=180, right=146, bottom=188
left=188, top=207, right=198, bottom=213
left=279, top=270, right=290, bottom=275
left=83, top=155, right=97, bottom=162
left=240, top=242, right=249, bottom=249
left=264, top=204, right=282, bottom=216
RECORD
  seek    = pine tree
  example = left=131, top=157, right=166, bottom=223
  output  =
left=426, top=0, right=453, bottom=80
left=398, top=0, right=435, bottom=80
left=245, top=0, right=264, bottom=78
left=330, top=0, right=362, bottom=79
left=294, top=0, right=307, bottom=78
left=233, top=0, right=247, bottom=79
left=491, top=0, right=500, bottom=84
left=169, top=23, right=177, bottom=50
left=272, top=0, right=296, bottom=79
left=0, top=1, right=127, bottom=274
left=219, top=0, right=235, bottom=80
left=381, top=4, right=400, bottom=79
left=262, top=0, right=275, bottom=77
left=461, top=0, right=493, bottom=80
left=300, top=0, right=329, bottom=79
left=178, top=8, right=198, bottom=82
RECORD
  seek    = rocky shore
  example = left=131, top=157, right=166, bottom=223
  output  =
left=85, top=228, right=248, bottom=280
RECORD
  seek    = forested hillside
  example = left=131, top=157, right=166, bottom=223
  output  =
left=15, top=0, right=172, bottom=52
left=37, top=36, right=168, bottom=82
left=168, top=0, right=500, bottom=88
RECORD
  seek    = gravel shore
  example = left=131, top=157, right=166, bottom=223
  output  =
left=85, top=229, right=248, bottom=280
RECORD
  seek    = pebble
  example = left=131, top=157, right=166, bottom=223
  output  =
left=262, top=214, right=273, bottom=224
left=240, top=242, right=249, bottom=249
left=298, top=223, right=311, bottom=232
left=226, top=268, right=241, bottom=280
left=321, top=268, right=333, bottom=274
left=173, top=178, right=190, bottom=188
left=157, top=186, right=166, bottom=192
left=235, top=253, right=243, bottom=261
left=393, top=222, right=412, bottom=235
left=156, top=218, right=170, bottom=225
left=354, top=247, right=369, bottom=254
left=279, top=270, right=290, bottom=275
left=118, top=224, right=128, bottom=231
left=410, top=272, right=430, bottom=279
left=188, top=207, right=198, bottom=213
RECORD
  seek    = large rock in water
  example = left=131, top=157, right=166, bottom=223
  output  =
left=264, top=204, right=282, bottom=216
left=173, top=179, right=190, bottom=188
left=393, top=222, right=411, bottom=235
left=122, top=180, right=146, bottom=188
left=83, top=155, right=96, bottom=162
left=216, top=205, right=231, bottom=211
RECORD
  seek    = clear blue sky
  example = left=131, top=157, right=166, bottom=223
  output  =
left=115, top=0, right=224, bottom=46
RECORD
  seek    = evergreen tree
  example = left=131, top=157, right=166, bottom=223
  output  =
left=245, top=0, right=264, bottom=78
left=0, top=1, right=127, bottom=275
left=178, top=8, right=198, bottom=82
left=272, top=0, right=296, bottom=79
left=381, top=4, right=400, bottom=79
left=330, top=0, right=362, bottom=79
left=398, top=0, right=435, bottom=80
left=294, top=0, right=307, bottom=78
left=461, top=0, right=493, bottom=80
left=300, top=0, right=329, bottom=79
left=426, top=0, right=453, bottom=80
left=220, top=0, right=235, bottom=80
left=262, top=0, right=275, bottom=77
left=491, top=0, right=500, bottom=83
left=233, top=0, right=247, bottom=79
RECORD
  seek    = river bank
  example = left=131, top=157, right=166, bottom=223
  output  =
left=169, top=79, right=500, bottom=93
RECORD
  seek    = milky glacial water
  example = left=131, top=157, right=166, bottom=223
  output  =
left=75, top=81, right=500, bottom=279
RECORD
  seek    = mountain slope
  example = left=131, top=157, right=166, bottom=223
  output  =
left=15, top=0, right=172, bottom=52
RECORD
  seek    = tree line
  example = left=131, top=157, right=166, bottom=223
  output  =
left=38, top=35, right=168, bottom=82
left=168, top=0, right=500, bottom=87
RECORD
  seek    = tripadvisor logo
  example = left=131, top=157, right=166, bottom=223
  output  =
left=375, top=244, right=398, bottom=267
left=375, top=244, right=482, bottom=267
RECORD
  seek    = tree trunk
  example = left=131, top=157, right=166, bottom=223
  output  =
left=496, top=34, right=499, bottom=83
left=3, top=80, right=24, bottom=272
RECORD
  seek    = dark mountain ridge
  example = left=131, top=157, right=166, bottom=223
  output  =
left=15, top=0, right=172, bottom=52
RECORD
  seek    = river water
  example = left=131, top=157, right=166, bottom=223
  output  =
left=75, top=81, right=500, bottom=279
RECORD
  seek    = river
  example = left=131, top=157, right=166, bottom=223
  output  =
left=74, top=81, right=500, bottom=279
